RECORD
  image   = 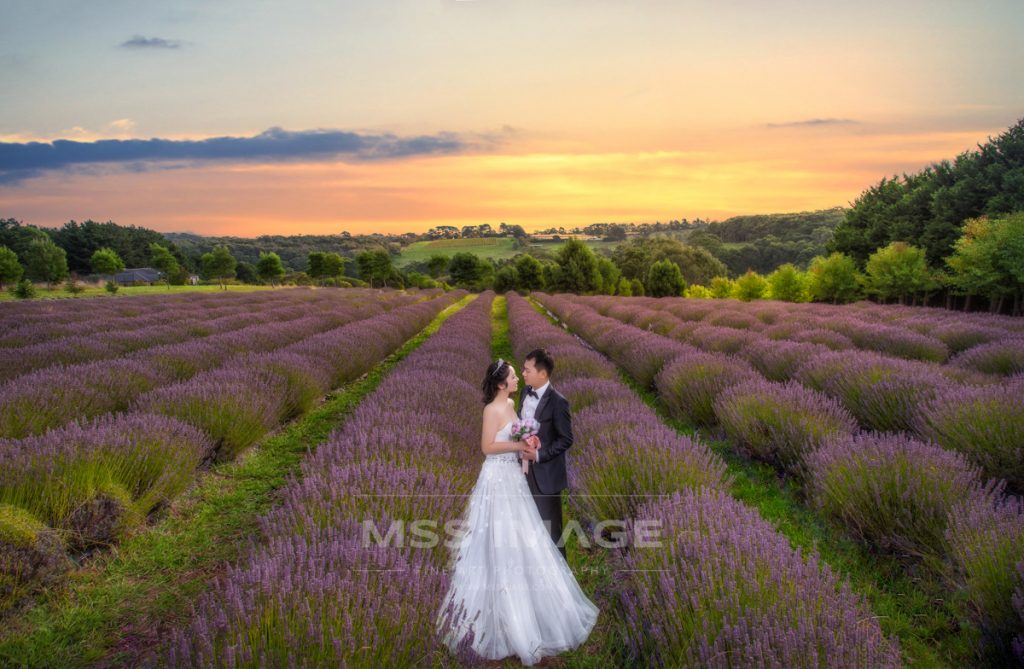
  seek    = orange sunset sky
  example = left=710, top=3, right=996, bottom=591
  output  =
left=1, top=1, right=1022, bottom=237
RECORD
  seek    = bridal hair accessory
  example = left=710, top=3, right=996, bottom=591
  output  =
left=491, top=358, right=506, bottom=376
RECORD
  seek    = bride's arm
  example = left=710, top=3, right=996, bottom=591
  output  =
left=480, top=411, right=528, bottom=455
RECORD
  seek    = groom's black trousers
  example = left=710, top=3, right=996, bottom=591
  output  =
left=525, top=466, right=566, bottom=560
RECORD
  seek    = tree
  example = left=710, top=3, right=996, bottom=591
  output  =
left=514, top=254, right=544, bottom=291
left=709, top=276, right=736, bottom=299
left=992, top=212, right=1024, bottom=315
left=734, top=270, right=768, bottom=301
left=493, top=266, right=518, bottom=293
left=615, top=277, right=633, bottom=296
left=25, top=237, right=69, bottom=287
left=90, top=247, right=125, bottom=282
left=612, top=237, right=728, bottom=286
left=595, top=256, right=621, bottom=295
left=863, top=242, right=934, bottom=305
left=806, top=252, right=863, bottom=304
left=603, top=224, right=627, bottom=241
left=553, top=239, right=602, bottom=293
left=307, top=251, right=327, bottom=281
left=201, top=244, right=237, bottom=289
left=0, top=219, right=50, bottom=263
left=448, top=252, right=487, bottom=287
left=426, top=254, right=450, bottom=278
left=0, top=246, right=23, bottom=290
left=149, top=242, right=181, bottom=289
left=767, top=263, right=808, bottom=302
left=947, top=212, right=1024, bottom=313
left=629, top=278, right=645, bottom=296
left=356, top=250, right=398, bottom=287
left=255, top=253, right=286, bottom=285
left=235, top=261, right=260, bottom=284
left=321, top=252, right=345, bottom=281
left=646, top=259, right=686, bottom=297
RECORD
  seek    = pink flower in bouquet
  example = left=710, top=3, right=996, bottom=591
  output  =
left=510, top=418, right=540, bottom=474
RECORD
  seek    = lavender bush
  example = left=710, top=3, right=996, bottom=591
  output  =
left=619, top=488, right=902, bottom=668
left=951, top=338, right=1024, bottom=376
left=913, top=382, right=1024, bottom=494
left=794, top=350, right=952, bottom=432
left=713, top=379, right=857, bottom=476
left=806, top=432, right=998, bottom=561
left=654, top=350, right=758, bottom=428
left=946, top=494, right=1024, bottom=661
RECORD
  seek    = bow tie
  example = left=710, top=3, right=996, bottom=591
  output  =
left=526, top=387, right=539, bottom=399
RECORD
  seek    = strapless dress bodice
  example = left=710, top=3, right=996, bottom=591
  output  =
left=485, top=420, right=519, bottom=463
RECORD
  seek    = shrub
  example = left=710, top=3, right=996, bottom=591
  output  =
left=913, top=383, right=1024, bottom=494
left=11, top=279, right=35, bottom=299
left=0, top=503, right=71, bottom=614
left=738, top=339, right=830, bottom=381
left=713, top=379, right=857, bottom=475
left=795, top=350, right=951, bottom=432
left=570, top=406, right=728, bottom=523
left=806, top=432, right=996, bottom=561
left=946, top=495, right=1024, bottom=663
left=655, top=351, right=758, bottom=428
left=0, top=414, right=209, bottom=548
left=951, top=338, right=1024, bottom=376
left=619, top=488, right=901, bottom=668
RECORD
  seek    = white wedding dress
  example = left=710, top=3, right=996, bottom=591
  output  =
left=436, top=419, right=599, bottom=665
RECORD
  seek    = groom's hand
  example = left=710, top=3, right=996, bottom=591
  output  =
left=522, top=443, right=539, bottom=461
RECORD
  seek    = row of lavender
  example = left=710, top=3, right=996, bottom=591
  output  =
left=535, top=292, right=1024, bottom=665
left=0, top=290, right=464, bottom=615
left=0, top=288, right=427, bottom=381
left=563, top=294, right=1024, bottom=494
left=0, top=287, right=319, bottom=337
left=166, top=293, right=495, bottom=668
left=592, top=294, right=1024, bottom=371
left=505, top=293, right=902, bottom=668
left=0, top=290, right=427, bottom=438
left=0, top=289, right=318, bottom=344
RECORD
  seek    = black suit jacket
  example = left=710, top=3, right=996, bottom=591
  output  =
left=517, top=384, right=574, bottom=494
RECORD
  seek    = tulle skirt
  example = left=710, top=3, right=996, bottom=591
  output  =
left=436, top=453, right=599, bottom=665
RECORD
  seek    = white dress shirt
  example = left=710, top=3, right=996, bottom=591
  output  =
left=521, top=381, right=549, bottom=423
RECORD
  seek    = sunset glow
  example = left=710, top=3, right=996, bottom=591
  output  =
left=1, top=1, right=1021, bottom=236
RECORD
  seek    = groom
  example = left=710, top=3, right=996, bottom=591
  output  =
left=517, top=348, right=573, bottom=560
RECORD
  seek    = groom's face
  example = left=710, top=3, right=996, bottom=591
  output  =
left=522, top=359, right=547, bottom=388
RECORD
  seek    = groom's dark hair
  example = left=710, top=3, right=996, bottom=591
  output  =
left=525, top=348, right=555, bottom=375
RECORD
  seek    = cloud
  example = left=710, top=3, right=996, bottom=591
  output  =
left=120, top=35, right=183, bottom=49
left=765, top=118, right=860, bottom=128
left=0, top=126, right=495, bottom=184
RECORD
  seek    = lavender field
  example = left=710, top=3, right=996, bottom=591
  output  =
left=0, top=288, right=1022, bottom=668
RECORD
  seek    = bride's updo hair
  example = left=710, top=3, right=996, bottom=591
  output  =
left=482, top=359, right=511, bottom=404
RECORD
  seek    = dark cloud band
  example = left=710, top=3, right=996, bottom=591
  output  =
left=0, top=127, right=476, bottom=184
left=120, top=36, right=183, bottom=49
left=765, top=118, right=859, bottom=128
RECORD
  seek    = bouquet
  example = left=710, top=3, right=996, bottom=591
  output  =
left=510, top=418, right=540, bottom=474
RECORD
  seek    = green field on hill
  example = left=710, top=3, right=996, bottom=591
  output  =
left=396, top=237, right=621, bottom=267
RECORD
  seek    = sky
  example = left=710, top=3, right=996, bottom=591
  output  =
left=0, top=0, right=1021, bottom=237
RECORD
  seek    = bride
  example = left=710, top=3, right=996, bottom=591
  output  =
left=435, top=358, right=599, bottom=666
